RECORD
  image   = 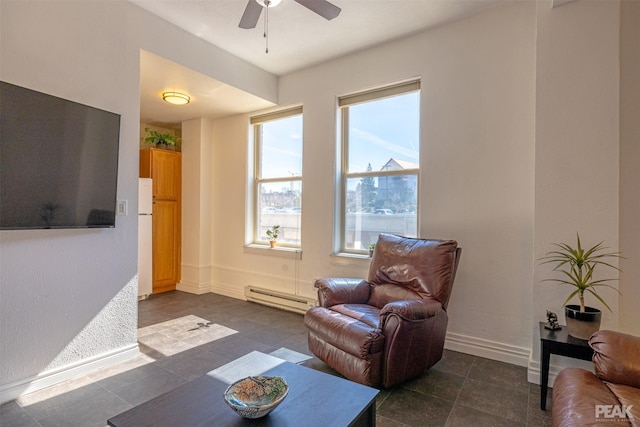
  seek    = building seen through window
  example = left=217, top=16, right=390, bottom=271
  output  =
left=252, top=107, right=303, bottom=247
left=340, top=80, right=420, bottom=253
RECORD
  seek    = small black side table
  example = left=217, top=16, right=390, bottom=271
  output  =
left=539, top=322, right=593, bottom=410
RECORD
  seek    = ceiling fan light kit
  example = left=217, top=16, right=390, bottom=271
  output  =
left=256, top=0, right=281, bottom=7
left=239, top=0, right=341, bottom=53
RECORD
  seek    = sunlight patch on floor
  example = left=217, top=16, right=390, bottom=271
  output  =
left=208, top=348, right=313, bottom=385
left=137, top=315, right=238, bottom=357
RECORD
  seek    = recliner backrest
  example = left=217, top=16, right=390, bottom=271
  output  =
left=367, top=234, right=459, bottom=309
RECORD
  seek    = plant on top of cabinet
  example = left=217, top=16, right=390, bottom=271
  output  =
left=144, top=127, right=180, bottom=148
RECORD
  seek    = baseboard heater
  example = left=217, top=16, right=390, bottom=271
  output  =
left=244, top=286, right=316, bottom=314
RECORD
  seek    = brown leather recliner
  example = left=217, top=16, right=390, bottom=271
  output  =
left=552, top=330, right=640, bottom=427
left=303, top=234, right=461, bottom=388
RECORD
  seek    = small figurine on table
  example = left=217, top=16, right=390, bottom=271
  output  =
left=544, top=310, right=561, bottom=330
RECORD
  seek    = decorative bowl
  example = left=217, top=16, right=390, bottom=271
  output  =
left=223, top=376, right=288, bottom=419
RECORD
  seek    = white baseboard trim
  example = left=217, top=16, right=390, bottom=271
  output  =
left=176, top=280, right=210, bottom=295
left=445, top=331, right=594, bottom=388
left=178, top=264, right=212, bottom=295
left=527, top=352, right=594, bottom=387
left=210, top=281, right=245, bottom=300
left=445, top=331, right=530, bottom=368
left=526, top=357, right=559, bottom=387
left=0, top=344, right=139, bottom=405
left=210, top=264, right=305, bottom=299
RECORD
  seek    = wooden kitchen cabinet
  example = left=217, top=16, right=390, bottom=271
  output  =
left=140, top=148, right=181, bottom=293
left=151, top=200, right=180, bottom=292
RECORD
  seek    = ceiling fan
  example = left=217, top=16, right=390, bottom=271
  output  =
left=239, top=0, right=341, bottom=29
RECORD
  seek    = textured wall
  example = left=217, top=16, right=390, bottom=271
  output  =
left=0, top=0, right=276, bottom=402
left=43, top=277, right=138, bottom=372
left=0, top=0, right=140, bottom=390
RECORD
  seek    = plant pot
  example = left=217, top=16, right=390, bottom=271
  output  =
left=564, top=305, right=601, bottom=340
left=269, top=240, right=276, bottom=248
left=156, top=142, right=168, bottom=150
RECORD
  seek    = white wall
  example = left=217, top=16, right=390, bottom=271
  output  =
left=619, top=0, right=640, bottom=337
left=532, top=0, right=622, bottom=380
left=207, top=0, right=634, bottom=380
left=179, top=118, right=214, bottom=295
left=0, top=0, right=633, bottom=402
left=0, top=0, right=277, bottom=403
left=0, top=0, right=140, bottom=402
left=209, top=1, right=538, bottom=366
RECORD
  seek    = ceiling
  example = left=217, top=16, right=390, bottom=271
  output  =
left=139, top=50, right=275, bottom=128
left=135, top=0, right=508, bottom=128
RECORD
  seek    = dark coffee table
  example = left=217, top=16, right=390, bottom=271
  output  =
left=107, top=361, right=378, bottom=427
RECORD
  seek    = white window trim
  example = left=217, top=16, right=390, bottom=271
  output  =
left=336, top=79, right=421, bottom=255
left=249, top=106, right=303, bottom=249
left=243, top=243, right=303, bottom=260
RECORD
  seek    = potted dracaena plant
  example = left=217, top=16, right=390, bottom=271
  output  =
left=540, top=233, right=623, bottom=340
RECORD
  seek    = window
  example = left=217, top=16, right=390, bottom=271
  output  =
left=339, top=80, right=420, bottom=254
left=252, top=107, right=303, bottom=247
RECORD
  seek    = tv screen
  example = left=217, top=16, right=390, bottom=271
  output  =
left=0, top=81, right=121, bottom=230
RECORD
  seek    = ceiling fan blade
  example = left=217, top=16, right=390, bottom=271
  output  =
left=239, top=0, right=263, bottom=29
left=294, top=0, right=341, bottom=20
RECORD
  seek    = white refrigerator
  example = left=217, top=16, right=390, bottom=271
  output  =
left=138, top=178, right=153, bottom=298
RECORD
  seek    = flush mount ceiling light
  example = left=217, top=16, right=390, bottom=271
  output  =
left=162, top=92, right=190, bottom=105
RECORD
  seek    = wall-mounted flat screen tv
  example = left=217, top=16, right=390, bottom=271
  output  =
left=0, top=81, right=121, bottom=230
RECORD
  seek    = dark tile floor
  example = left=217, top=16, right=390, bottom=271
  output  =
left=1, top=291, right=553, bottom=426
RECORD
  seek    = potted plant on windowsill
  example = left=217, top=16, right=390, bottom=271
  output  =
left=540, top=233, right=623, bottom=340
left=266, top=225, right=280, bottom=248
left=144, top=127, right=180, bottom=150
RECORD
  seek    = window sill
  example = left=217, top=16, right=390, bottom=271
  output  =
left=243, top=244, right=303, bottom=260
left=329, top=252, right=373, bottom=266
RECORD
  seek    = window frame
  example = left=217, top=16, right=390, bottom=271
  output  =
left=250, top=106, right=303, bottom=248
left=338, top=80, right=421, bottom=255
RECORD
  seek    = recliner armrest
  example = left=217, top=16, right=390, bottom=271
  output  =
left=380, top=298, right=442, bottom=321
left=590, top=330, right=640, bottom=388
left=314, top=278, right=370, bottom=307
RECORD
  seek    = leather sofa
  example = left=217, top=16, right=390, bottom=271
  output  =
left=552, top=330, right=640, bottom=427
left=304, top=234, right=461, bottom=388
